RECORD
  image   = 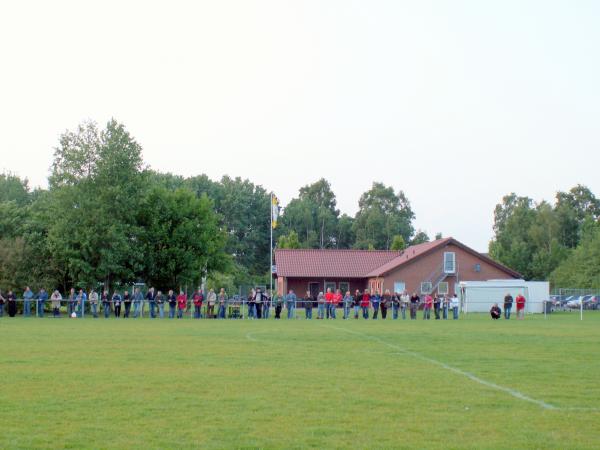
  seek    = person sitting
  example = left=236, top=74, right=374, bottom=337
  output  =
left=490, top=303, right=502, bottom=320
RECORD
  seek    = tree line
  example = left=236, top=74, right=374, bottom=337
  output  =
left=1, top=119, right=598, bottom=292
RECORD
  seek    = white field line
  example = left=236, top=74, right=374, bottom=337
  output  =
left=245, top=325, right=599, bottom=412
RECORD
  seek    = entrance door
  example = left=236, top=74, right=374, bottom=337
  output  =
left=309, top=282, right=320, bottom=300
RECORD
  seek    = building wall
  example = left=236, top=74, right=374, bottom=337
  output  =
left=283, top=278, right=368, bottom=298
left=379, top=243, right=517, bottom=295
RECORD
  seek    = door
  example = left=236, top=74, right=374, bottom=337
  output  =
left=309, top=282, right=320, bottom=300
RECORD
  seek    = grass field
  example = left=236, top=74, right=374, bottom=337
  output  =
left=1, top=313, right=599, bottom=449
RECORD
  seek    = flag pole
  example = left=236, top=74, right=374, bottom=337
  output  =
left=270, top=193, right=273, bottom=302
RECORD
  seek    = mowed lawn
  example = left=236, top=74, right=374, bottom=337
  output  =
left=1, top=313, right=599, bottom=449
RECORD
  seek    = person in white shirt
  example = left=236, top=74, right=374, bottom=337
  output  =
left=450, top=293, right=460, bottom=320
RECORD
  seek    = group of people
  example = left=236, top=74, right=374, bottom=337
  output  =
left=271, top=288, right=462, bottom=320
left=490, top=293, right=526, bottom=320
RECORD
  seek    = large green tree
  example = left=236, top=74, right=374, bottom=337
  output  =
left=353, top=182, right=415, bottom=249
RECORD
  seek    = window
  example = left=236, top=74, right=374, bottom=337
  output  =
left=339, top=282, right=350, bottom=294
left=474, top=263, right=481, bottom=273
left=444, top=252, right=456, bottom=273
left=421, top=282, right=432, bottom=294
left=394, top=281, right=406, bottom=294
left=324, top=281, right=336, bottom=293
left=438, top=282, right=449, bottom=295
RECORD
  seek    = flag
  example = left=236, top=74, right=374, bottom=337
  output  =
left=271, top=194, right=279, bottom=229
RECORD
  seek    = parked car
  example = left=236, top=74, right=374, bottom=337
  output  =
left=583, top=295, right=598, bottom=310
left=566, top=296, right=583, bottom=309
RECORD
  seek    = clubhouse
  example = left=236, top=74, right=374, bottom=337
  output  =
left=273, top=237, right=521, bottom=298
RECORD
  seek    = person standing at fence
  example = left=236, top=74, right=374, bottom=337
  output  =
left=36, top=288, right=48, bottom=318
left=361, top=289, right=370, bottom=319
left=247, top=289, right=256, bottom=319
left=193, top=288, right=204, bottom=319
left=330, top=289, right=341, bottom=320
left=102, top=290, right=111, bottom=318
left=433, top=294, right=441, bottom=320
left=516, top=293, right=526, bottom=320
left=254, top=288, right=264, bottom=319
left=353, top=290, right=361, bottom=319
left=122, top=290, right=131, bottom=318
left=23, top=286, right=33, bottom=317
left=146, top=287, right=156, bottom=319
left=50, top=290, right=62, bottom=318
left=304, top=291, right=313, bottom=319
left=285, top=289, right=296, bottom=319
left=76, top=288, right=86, bottom=318
left=442, top=294, right=450, bottom=320
left=324, top=288, right=333, bottom=319
left=89, top=289, right=99, bottom=318
left=155, top=290, right=165, bottom=318
left=167, top=289, right=177, bottom=319
left=391, top=292, right=400, bottom=320
left=207, top=289, right=216, bottom=318
left=371, top=291, right=380, bottom=319
left=409, top=292, right=419, bottom=320
left=343, top=290, right=353, bottom=320
left=381, top=290, right=391, bottom=320
left=317, top=291, right=326, bottom=319
left=67, top=288, right=76, bottom=317
left=401, top=291, right=409, bottom=320
left=503, top=293, right=513, bottom=320
left=423, top=293, right=433, bottom=320
left=450, top=293, right=459, bottom=319
left=7, top=290, right=17, bottom=317
left=111, top=291, right=121, bottom=318
left=133, top=287, right=143, bottom=318
left=217, top=288, right=228, bottom=319
left=0, top=290, right=5, bottom=317
left=263, top=289, right=271, bottom=319
left=273, top=291, right=283, bottom=319
left=177, top=291, right=187, bottom=319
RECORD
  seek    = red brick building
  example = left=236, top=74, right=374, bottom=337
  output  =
left=274, top=237, right=520, bottom=297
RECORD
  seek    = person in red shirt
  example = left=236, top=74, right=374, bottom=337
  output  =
left=515, top=294, right=526, bottom=320
left=325, top=288, right=334, bottom=319
left=193, top=288, right=204, bottom=319
left=423, top=294, right=433, bottom=320
left=176, top=291, right=187, bottom=319
left=330, top=289, right=342, bottom=320
left=361, top=289, right=371, bottom=319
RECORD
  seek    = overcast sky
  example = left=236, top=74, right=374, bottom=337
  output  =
left=1, top=1, right=599, bottom=251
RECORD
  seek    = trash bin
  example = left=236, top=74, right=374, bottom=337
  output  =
left=543, top=301, right=552, bottom=314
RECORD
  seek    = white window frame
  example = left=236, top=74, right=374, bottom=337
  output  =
left=421, top=282, right=432, bottom=294
left=394, top=281, right=406, bottom=294
left=339, top=281, right=350, bottom=295
left=444, top=252, right=456, bottom=274
left=324, top=281, right=336, bottom=293
left=438, top=282, right=449, bottom=295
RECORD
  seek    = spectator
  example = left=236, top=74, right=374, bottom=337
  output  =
left=36, top=288, right=48, bottom=318
left=353, top=290, right=361, bottom=319
left=273, top=292, right=283, bottom=319
left=207, top=289, right=216, bottom=318
left=147, top=287, right=156, bottom=319
left=101, top=290, right=111, bottom=318
left=156, top=290, right=165, bottom=318
left=286, top=289, right=296, bottom=319
left=433, top=294, right=441, bottom=320
left=254, top=287, right=265, bottom=319
left=23, top=286, right=33, bottom=317
left=177, top=291, right=187, bottom=319
left=324, top=288, right=334, bottom=319
left=381, top=290, right=391, bottom=320
left=409, top=292, right=420, bottom=320
left=133, top=288, right=143, bottom=318
left=112, top=291, right=122, bottom=318
left=450, top=293, right=460, bottom=320
left=516, top=294, right=526, bottom=320
left=371, top=291, right=381, bottom=319
left=343, top=291, right=353, bottom=320
left=423, top=293, right=433, bottom=320
left=122, top=290, right=131, bottom=318
left=0, top=289, right=5, bottom=317
left=317, top=291, right=326, bottom=319
left=76, top=288, right=86, bottom=318
left=217, top=288, right=228, bottom=319
left=503, top=293, right=513, bottom=320
left=67, top=288, right=76, bottom=317
left=391, top=292, right=400, bottom=320
left=361, top=290, right=371, bottom=319
left=193, top=288, right=204, bottom=319
left=330, top=289, right=342, bottom=320
left=263, top=290, right=272, bottom=319
left=89, top=289, right=99, bottom=318
left=50, top=290, right=62, bottom=318
left=304, top=291, right=313, bottom=319
left=401, top=291, right=410, bottom=320
left=247, top=288, right=256, bottom=319
left=442, top=294, right=450, bottom=320
left=7, top=290, right=17, bottom=317
left=167, top=289, right=177, bottom=319
left=490, top=303, right=502, bottom=320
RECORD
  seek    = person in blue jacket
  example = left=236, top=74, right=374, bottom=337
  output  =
left=36, top=288, right=48, bottom=318
left=371, top=291, right=381, bottom=319
left=23, top=286, right=34, bottom=317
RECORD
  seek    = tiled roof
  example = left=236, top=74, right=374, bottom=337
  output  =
left=274, top=249, right=401, bottom=278
left=365, top=238, right=453, bottom=277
